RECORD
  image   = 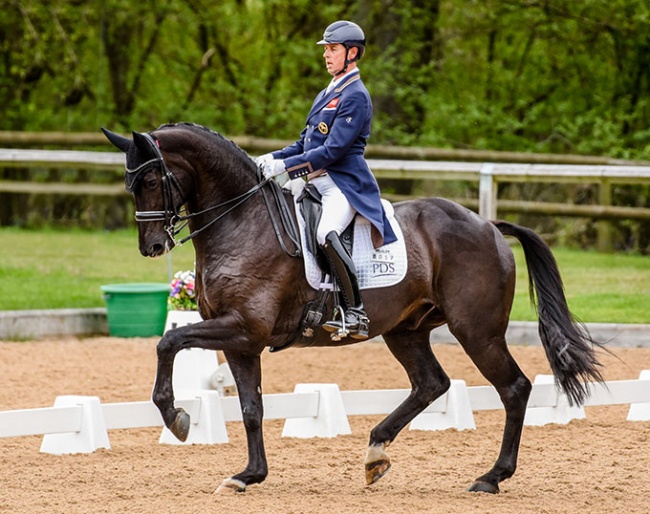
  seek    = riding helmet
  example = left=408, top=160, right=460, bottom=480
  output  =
left=317, top=20, right=366, bottom=59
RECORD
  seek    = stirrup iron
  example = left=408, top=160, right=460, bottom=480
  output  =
left=324, top=305, right=349, bottom=341
left=323, top=306, right=369, bottom=341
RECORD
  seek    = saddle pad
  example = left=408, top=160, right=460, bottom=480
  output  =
left=288, top=180, right=408, bottom=290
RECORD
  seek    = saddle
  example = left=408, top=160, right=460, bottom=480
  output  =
left=270, top=183, right=353, bottom=350
left=269, top=180, right=407, bottom=352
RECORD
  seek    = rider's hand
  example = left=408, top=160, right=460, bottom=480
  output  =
left=261, top=159, right=286, bottom=179
left=254, top=153, right=274, bottom=166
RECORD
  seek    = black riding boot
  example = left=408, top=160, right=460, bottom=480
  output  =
left=320, top=231, right=369, bottom=340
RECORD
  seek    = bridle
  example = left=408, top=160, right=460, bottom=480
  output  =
left=126, top=132, right=300, bottom=256
left=125, top=133, right=180, bottom=230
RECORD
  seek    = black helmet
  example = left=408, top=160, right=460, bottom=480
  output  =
left=317, top=20, right=366, bottom=60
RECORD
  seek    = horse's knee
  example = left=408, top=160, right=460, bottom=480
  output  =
left=238, top=397, right=263, bottom=432
left=152, top=335, right=181, bottom=410
left=435, top=375, right=451, bottom=399
left=156, top=333, right=179, bottom=360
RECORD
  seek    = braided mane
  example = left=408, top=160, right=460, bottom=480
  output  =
left=156, top=122, right=255, bottom=166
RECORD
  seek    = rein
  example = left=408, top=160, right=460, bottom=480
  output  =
left=129, top=132, right=301, bottom=257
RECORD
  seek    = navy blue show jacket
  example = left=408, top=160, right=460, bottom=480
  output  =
left=272, top=70, right=398, bottom=248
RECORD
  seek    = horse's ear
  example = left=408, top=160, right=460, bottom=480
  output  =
left=132, top=130, right=153, bottom=153
left=101, top=127, right=132, bottom=153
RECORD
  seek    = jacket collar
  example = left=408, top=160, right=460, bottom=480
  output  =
left=333, top=69, right=360, bottom=93
left=309, top=70, right=361, bottom=116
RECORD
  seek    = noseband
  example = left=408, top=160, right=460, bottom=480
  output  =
left=127, top=132, right=300, bottom=256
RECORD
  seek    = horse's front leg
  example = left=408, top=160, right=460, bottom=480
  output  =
left=215, top=350, right=267, bottom=493
left=151, top=319, right=268, bottom=492
left=151, top=329, right=192, bottom=441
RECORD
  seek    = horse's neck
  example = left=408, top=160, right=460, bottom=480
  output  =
left=188, top=184, right=278, bottom=262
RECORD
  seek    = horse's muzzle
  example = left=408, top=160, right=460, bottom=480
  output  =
left=139, top=235, right=173, bottom=258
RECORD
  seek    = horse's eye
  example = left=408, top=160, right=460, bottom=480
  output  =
left=145, top=176, right=158, bottom=189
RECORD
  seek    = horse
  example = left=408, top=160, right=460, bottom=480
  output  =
left=101, top=122, right=604, bottom=495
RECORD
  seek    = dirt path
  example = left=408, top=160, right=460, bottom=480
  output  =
left=0, top=337, right=648, bottom=513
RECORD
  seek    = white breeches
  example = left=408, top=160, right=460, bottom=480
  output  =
left=311, top=174, right=357, bottom=245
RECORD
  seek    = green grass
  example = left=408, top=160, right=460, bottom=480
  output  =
left=0, top=227, right=195, bottom=310
left=0, top=228, right=648, bottom=323
left=509, top=247, right=650, bottom=324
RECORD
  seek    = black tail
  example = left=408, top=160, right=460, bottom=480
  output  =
left=493, top=220, right=604, bottom=405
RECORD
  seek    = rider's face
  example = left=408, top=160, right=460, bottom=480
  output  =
left=323, top=44, right=357, bottom=77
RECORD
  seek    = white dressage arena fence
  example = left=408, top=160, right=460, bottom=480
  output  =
left=0, top=370, right=649, bottom=455
left=2, top=312, right=648, bottom=454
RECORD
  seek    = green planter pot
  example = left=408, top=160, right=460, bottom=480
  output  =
left=100, top=283, right=170, bottom=337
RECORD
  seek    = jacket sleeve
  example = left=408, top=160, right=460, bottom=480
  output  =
left=283, top=91, right=370, bottom=178
left=271, top=126, right=306, bottom=160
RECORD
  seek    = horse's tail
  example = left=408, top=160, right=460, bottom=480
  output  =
left=493, top=220, right=604, bottom=406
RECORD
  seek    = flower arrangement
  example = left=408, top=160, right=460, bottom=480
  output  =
left=169, top=270, right=197, bottom=311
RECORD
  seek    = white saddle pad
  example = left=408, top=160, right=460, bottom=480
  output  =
left=287, top=180, right=408, bottom=290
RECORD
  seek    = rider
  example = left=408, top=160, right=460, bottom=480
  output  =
left=258, top=20, right=397, bottom=340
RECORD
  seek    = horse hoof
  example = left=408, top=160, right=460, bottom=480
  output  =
left=169, top=409, right=190, bottom=442
left=365, top=443, right=392, bottom=485
left=468, top=480, right=500, bottom=494
left=215, top=478, right=247, bottom=494
left=365, top=461, right=391, bottom=485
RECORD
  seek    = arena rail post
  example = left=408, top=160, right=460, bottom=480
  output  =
left=159, top=390, right=229, bottom=445
left=282, top=384, right=351, bottom=438
left=40, top=396, right=110, bottom=455
left=627, top=370, right=650, bottom=421
left=524, top=375, right=586, bottom=426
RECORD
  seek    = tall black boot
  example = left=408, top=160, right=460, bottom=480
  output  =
left=320, top=231, right=369, bottom=340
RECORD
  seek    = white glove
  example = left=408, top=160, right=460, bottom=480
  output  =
left=261, top=159, right=286, bottom=179
left=254, top=153, right=274, bottom=166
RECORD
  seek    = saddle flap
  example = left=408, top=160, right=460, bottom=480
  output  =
left=296, top=183, right=323, bottom=257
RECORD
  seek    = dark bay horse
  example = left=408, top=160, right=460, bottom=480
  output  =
left=102, top=122, right=603, bottom=495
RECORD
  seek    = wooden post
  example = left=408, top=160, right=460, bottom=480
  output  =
left=597, top=178, right=613, bottom=252
left=479, top=163, right=497, bottom=219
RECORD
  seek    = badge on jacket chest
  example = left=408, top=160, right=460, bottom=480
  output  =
left=318, top=122, right=329, bottom=135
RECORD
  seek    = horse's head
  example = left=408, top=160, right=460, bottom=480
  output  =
left=102, top=127, right=183, bottom=257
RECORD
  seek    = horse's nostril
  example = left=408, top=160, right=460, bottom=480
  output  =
left=150, top=243, right=164, bottom=256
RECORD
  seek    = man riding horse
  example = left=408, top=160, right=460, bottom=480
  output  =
left=256, top=21, right=397, bottom=340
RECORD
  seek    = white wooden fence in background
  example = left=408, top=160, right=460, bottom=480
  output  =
left=2, top=148, right=650, bottom=251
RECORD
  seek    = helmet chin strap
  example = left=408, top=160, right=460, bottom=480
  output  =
left=334, top=46, right=354, bottom=77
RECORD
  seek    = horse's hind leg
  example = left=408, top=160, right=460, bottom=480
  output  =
left=365, top=328, right=451, bottom=485
left=454, top=328, right=532, bottom=493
